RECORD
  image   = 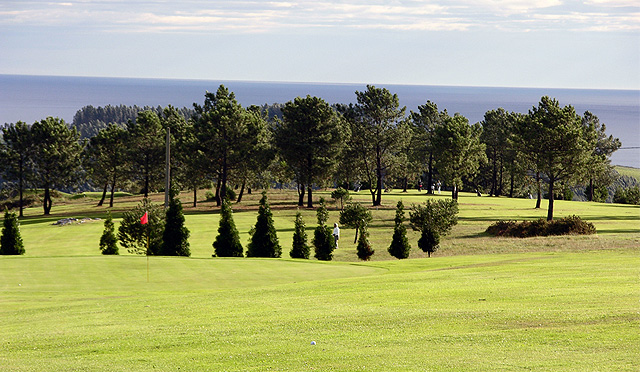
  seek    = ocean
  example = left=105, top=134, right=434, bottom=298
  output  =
left=1, top=74, right=638, bottom=168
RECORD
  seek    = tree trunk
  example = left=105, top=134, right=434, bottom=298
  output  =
left=509, top=170, right=515, bottom=198
left=427, top=153, right=433, bottom=195
left=452, top=184, right=458, bottom=201
left=97, top=182, right=108, bottom=206
left=237, top=180, right=246, bottom=203
left=43, top=186, right=52, bottom=215
left=307, top=185, right=313, bottom=208
left=535, top=171, right=542, bottom=209
left=490, top=149, right=497, bottom=197
left=297, top=183, right=305, bottom=207
left=374, top=148, right=382, bottom=206
left=18, top=159, right=24, bottom=218
left=109, top=176, right=116, bottom=208
left=547, top=179, right=555, bottom=221
left=220, top=152, right=228, bottom=203
left=497, top=159, right=504, bottom=197
left=402, top=176, right=408, bottom=193
left=354, top=223, right=359, bottom=244
left=588, top=178, right=594, bottom=202
left=214, top=177, right=221, bottom=206
left=193, top=185, right=197, bottom=208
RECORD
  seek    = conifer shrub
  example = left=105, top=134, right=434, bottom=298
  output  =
left=160, top=190, right=190, bottom=256
left=213, top=199, right=243, bottom=257
left=99, top=211, right=118, bottom=255
left=486, top=215, right=596, bottom=237
left=290, top=210, right=310, bottom=259
left=418, top=225, right=439, bottom=258
left=0, top=209, right=24, bottom=255
left=246, top=191, right=281, bottom=258
left=117, top=198, right=165, bottom=255
left=313, top=198, right=335, bottom=261
left=330, top=187, right=351, bottom=211
left=356, top=225, right=375, bottom=261
left=388, top=200, right=411, bottom=259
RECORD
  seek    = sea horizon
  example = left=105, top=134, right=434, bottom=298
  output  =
left=1, top=74, right=638, bottom=168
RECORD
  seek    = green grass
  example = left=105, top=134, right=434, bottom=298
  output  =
left=615, top=165, right=640, bottom=181
left=1, top=189, right=639, bottom=370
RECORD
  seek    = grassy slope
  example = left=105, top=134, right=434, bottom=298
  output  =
left=1, top=190, right=639, bottom=371
left=615, top=165, right=640, bottom=181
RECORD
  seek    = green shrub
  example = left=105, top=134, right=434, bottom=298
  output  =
left=486, top=215, right=596, bottom=237
left=409, top=199, right=458, bottom=236
left=99, top=211, right=118, bottom=255
left=117, top=198, right=165, bottom=255
left=417, top=225, right=439, bottom=258
left=246, top=191, right=281, bottom=258
left=289, top=211, right=310, bottom=259
left=213, top=199, right=243, bottom=257
left=388, top=201, right=410, bottom=259
left=0, top=210, right=24, bottom=255
left=159, top=190, right=190, bottom=257
left=313, top=198, right=334, bottom=261
left=330, top=187, right=351, bottom=210
left=339, top=202, right=373, bottom=244
left=614, top=186, right=640, bottom=205
left=356, top=225, right=374, bottom=261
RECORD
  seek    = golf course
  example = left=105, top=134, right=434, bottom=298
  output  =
left=1, top=189, right=638, bottom=371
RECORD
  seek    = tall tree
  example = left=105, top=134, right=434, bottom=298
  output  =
left=0, top=121, right=32, bottom=217
left=289, top=210, right=310, bottom=259
left=274, top=95, right=344, bottom=208
left=127, top=111, right=165, bottom=198
left=581, top=111, right=621, bottom=201
left=388, top=200, right=411, bottom=259
left=348, top=85, right=409, bottom=206
left=193, top=86, right=258, bottom=205
left=84, top=123, right=128, bottom=207
left=431, top=113, right=486, bottom=200
left=516, top=96, right=596, bottom=221
left=410, top=101, right=446, bottom=195
left=30, top=117, right=84, bottom=215
left=480, top=108, right=511, bottom=196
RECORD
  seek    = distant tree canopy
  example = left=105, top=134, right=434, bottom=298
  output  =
left=0, top=88, right=622, bottom=217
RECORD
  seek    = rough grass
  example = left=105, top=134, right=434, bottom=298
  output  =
left=1, top=189, right=638, bottom=371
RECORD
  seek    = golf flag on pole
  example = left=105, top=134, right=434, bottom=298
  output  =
left=140, top=211, right=148, bottom=225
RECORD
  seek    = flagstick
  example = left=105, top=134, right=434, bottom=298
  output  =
left=146, top=227, right=150, bottom=283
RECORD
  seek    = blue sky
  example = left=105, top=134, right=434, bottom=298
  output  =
left=1, top=0, right=638, bottom=89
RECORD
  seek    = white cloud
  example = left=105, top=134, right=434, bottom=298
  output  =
left=0, top=0, right=638, bottom=33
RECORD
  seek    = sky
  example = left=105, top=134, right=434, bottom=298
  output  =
left=0, top=0, right=638, bottom=89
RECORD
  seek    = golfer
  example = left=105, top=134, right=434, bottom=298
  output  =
left=333, top=223, right=340, bottom=248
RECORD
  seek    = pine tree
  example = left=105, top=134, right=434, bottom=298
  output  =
left=0, top=210, right=24, bottom=255
left=289, top=210, right=310, bottom=259
left=99, top=211, right=119, bottom=255
left=356, top=225, right=374, bottom=261
left=213, top=199, right=244, bottom=257
left=388, top=200, right=411, bottom=259
left=246, top=191, right=281, bottom=258
left=159, top=190, right=191, bottom=256
left=418, top=225, right=440, bottom=258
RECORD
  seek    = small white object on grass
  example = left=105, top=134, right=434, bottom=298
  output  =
left=310, top=341, right=316, bottom=345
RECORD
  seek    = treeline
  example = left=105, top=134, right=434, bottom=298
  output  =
left=0, top=84, right=632, bottom=221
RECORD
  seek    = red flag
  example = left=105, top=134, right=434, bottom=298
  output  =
left=140, top=211, right=148, bottom=225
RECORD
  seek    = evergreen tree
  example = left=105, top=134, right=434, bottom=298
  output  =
left=418, top=225, right=440, bottom=258
left=246, top=191, right=281, bottom=257
left=356, top=225, right=374, bottom=261
left=99, top=211, right=118, bottom=255
left=339, top=202, right=373, bottom=244
left=313, top=198, right=335, bottom=261
left=388, top=201, right=411, bottom=259
left=213, top=199, right=244, bottom=257
left=160, top=190, right=191, bottom=257
left=0, top=210, right=24, bottom=255
left=289, top=210, right=310, bottom=259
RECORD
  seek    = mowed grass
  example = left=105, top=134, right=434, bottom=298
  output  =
left=1, top=189, right=639, bottom=370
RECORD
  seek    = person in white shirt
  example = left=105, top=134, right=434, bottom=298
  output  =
left=333, top=223, right=340, bottom=249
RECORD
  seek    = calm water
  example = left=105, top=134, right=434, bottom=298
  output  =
left=1, top=74, right=638, bottom=167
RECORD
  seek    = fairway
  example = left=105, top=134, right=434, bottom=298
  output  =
left=1, top=190, right=639, bottom=371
